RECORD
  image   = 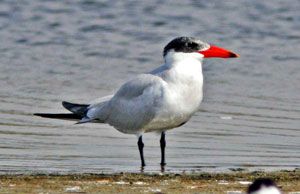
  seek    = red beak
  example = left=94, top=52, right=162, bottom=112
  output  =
left=199, top=45, right=239, bottom=58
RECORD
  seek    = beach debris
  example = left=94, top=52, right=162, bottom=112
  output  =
left=114, top=181, right=129, bottom=185
left=239, top=181, right=252, bottom=185
left=134, top=181, right=147, bottom=185
left=160, top=180, right=170, bottom=185
left=96, top=179, right=110, bottom=184
left=218, top=180, right=229, bottom=185
left=65, top=186, right=81, bottom=192
left=187, top=185, right=198, bottom=189
left=149, top=188, right=162, bottom=193
left=144, top=187, right=163, bottom=193
left=227, top=191, right=243, bottom=194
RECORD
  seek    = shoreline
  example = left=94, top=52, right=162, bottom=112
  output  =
left=0, top=170, right=299, bottom=193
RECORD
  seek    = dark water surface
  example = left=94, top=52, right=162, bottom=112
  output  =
left=0, top=0, right=299, bottom=174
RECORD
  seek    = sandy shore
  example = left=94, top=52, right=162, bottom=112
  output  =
left=0, top=170, right=299, bottom=194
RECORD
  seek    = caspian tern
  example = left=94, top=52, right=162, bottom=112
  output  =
left=247, top=178, right=282, bottom=194
left=35, top=37, right=239, bottom=167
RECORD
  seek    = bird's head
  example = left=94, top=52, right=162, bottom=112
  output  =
left=247, top=178, right=282, bottom=194
left=163, top=37, right=239, bottom=60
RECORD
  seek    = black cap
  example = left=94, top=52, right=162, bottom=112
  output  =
left=163, top=37, right=209, bottom=56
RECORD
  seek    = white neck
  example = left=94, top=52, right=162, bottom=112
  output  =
left=164, top=51, right=204, bottom=68
left=159, top=51, right=204, bottom=83
left=154, top=51, right=204, bottom=115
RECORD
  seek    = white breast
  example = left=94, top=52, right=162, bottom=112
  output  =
left=142, top=51, right=204, bottom=132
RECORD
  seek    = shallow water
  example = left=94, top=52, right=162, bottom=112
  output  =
left=0, top=0, right=299, bottom=174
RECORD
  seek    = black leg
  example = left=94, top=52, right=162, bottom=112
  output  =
left=138, top=136, right=146, bottom=167
left=160, top=131, right=166, bottom=166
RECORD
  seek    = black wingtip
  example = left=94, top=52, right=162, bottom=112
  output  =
left=62, top=101, right=72, bottom=109
left=61, top=101, right=89, bottom=116
left=62, top=101, right=68, bottom=106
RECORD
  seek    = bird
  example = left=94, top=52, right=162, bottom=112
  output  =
left=34, top=36, right=239, bottom=167
left=247, top=178, right=282, bottom=194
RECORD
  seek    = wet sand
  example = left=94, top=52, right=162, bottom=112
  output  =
left=0, top=170, right=299, bottom=194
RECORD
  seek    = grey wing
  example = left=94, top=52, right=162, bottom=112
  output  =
left=87, top=74, right=165, bottom=133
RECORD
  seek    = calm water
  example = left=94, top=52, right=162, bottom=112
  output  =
left=0, top=0, right=299, bottom=174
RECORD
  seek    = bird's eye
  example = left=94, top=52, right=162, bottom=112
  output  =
left=187, top=42, right=198, bottom=49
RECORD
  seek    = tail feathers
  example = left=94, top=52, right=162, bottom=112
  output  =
left=34, top=113, right=82, bottom=120
left=34, top=101, right=92, bottom=122
left=62, top=101, right=89, bottom=116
